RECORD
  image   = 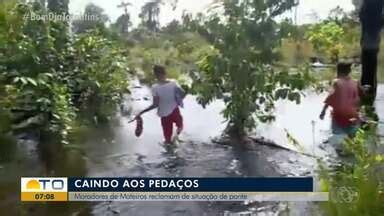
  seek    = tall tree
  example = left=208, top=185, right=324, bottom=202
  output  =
left=113, top=14, right=132, bottom=34
left=72, top=3, right=109, bottom=34
left=139, top=0, right=162, bottom=32
left=162, top=19, right=181, bottom=34
left=115, top=1, right=132, bottom=34
left=306, top=21, right=345, bottom=63
left=328, top=6, right=348, bottom=24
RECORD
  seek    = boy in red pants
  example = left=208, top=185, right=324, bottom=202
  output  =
left=136, top=65, right=185, bottom=144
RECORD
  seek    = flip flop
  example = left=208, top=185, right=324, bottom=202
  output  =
left=134, top=116, right=143, bottom=137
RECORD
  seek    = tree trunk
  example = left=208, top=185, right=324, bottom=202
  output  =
left=360, top=0, right=383, bottom=104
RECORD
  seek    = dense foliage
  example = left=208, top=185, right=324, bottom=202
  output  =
left=306, top=22, right=345, bottom=63
left=72, top=3, right=109, bottom=34
left=0, top=1, right=129, bottom=144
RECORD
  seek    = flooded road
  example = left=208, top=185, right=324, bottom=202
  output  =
left=83, top=82, right=319, bottom=216
left=1, top=82, right=383, bottom=216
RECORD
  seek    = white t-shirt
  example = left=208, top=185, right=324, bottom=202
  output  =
left=152, top=81, right=179, bottom=117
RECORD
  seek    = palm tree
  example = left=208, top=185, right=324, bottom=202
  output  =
left=116, top=1, right=132, bottom=34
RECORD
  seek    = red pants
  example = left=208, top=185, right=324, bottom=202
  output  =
left=161, top=108, right=183, bottom=143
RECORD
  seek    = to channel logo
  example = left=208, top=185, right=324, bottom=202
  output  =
left=21, top=177, right=68, bottom=201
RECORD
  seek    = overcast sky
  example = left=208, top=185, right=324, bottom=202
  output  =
left=69, top=0, right=355, bottom=26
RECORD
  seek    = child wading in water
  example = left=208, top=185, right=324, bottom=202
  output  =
left=320, top=62, right=365, bottom=136
left=136, top=65, right=186, bottom=144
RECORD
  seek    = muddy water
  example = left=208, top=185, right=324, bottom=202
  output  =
left=82, top=82, right=319, bottom=216
left=1, top=82, right=383, bottom=216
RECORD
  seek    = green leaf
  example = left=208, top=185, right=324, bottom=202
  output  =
left=26, top=78, right=37, bottom=86
left=20, top=77, right=28, bottom=85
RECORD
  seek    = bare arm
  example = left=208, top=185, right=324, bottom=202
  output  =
left=137, top=96, right=159, bottom=117
left=359, top=84, right=371, bottom=97
left=320, top=80, right=337, bottom=120
left=320, top=104, right=329, bottom=120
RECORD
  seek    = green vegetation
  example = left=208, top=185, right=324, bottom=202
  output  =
left=0, top=0, right=210, bottom=147
left=0, top=1, right=129, bottom=145
left=72, top=3, right=110, bottom=34
left=306, top=22, right=345, bottom=63
left=127, top=30, right=210, bottom=83
left=1, top=0, right=381, bottom=142
left=319, top=124, right=384, bottom=215
left=189, top=0, right=315, bottom=136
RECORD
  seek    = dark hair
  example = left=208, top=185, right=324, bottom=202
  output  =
left=337, top=62, right=352, bottom=75
left=153, top=65, right=166, bottom=75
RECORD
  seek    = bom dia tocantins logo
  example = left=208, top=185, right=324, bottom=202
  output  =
left=21, top=177, right=68, bottom=202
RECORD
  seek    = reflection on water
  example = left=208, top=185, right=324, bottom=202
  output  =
left=257, top=90, right=332, bottom=155
left=0, top=133, right=89, bottom=215
left=1, top=82, right=382, bottom=216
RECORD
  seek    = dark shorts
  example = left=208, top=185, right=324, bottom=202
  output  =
left=332, top=121, right=359, bottom=136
